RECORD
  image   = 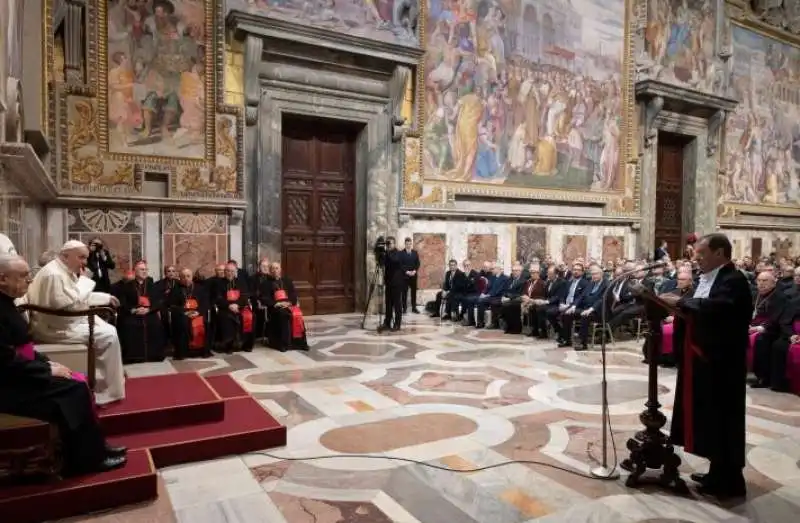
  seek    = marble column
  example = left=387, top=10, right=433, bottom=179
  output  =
left=143, top=211, right=161, bottom=278
left=243, top=35, right=265, bottom=271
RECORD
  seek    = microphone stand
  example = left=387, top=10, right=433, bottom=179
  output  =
left=589, top=267, right=638, bottom=480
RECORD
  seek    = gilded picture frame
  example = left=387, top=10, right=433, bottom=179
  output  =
left=45, top=0, right=245, bottom=201
left=409, top=0, right=637, bottom=215
left=720, top=1, right=800, bottom=220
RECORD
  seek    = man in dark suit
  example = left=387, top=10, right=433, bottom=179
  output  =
left=560, top=264, right=608, bottom=350
left=548, top=263, right=587, bottom=344
left=87, top=237, right=116, bottom=293
left=655, top=240, right=669, bottom=261
left=661, top=233, right=752, bottom=498
left=379, top=237, right=405, bottom=332
left=450, top=259, right=478, bottom=321
left=400, top=238, right=421, bottom=314
left=493, top=263, right=526, bottom=330
left=532, top=266, right=566, bottom=339
left=464, top=264, right=508, bottom=328
left=430, top=259, right=460, bottom=319
left=607, top=263, right=644, bottom=330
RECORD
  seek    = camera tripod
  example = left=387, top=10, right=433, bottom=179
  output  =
left=360, top=263, right=385, bottom=330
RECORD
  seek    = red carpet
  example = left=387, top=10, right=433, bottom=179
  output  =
left=99, top=373, right=224, bottom=436
left=0, top=372, right=286, bottom=523
left=0, top=449, right=156, bottom=523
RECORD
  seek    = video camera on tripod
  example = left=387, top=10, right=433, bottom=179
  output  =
left=361, top=234, right=392, bottom=329
left=373, top=235, right=388, bottom=265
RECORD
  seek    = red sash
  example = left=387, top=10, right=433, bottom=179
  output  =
left=290, top=306, right=305, bottom=339
left=242, top=307, right=254, bottom=333
left=138, top=296, right=151, bottom=307
left=189, top=315, right=206, bottom=351
left=274, top=289, right=288, bottom=301
left=227, top=289, right=240, bottom=302
left=185, top=298, right=198, bottom=310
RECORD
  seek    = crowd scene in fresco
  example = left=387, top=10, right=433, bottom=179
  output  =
left=423, top=0, right=623, bottom=189
left=427, top=234, right=800, bottom=396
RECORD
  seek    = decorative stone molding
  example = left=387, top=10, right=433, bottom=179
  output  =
left=642, top=96, right=664, bottom=149
left=706, top=110, right=725, bottom=157
left=243, top=34, right=264, bottom=115
left=230, top=209, right=245, bottom=226
left=4, top=77, right=23, bottom=143
left=64, top=1, right=85, bottom=84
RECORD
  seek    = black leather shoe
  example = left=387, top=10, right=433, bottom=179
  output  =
left=697, top=482, right=746, bottom=499
left=690, top=472, right=709, bottom=485
left=99, top=455, right=127, bottom=472
left=105, top=444, right=127, bottom=457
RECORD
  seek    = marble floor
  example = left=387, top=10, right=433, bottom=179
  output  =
left=65, top=313, right=800, bottom=522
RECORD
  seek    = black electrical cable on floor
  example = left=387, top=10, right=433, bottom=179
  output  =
left=247, top=403, right=621, bottom=481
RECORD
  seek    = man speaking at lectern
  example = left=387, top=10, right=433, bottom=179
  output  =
left=660, top=233, right=751, bottom=498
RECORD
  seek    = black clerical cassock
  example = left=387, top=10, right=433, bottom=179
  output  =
left=0, top=293, right=109, bottom=476
left=213, top=276, right=254, bottom=353
left=264, top=276, right=308, bottom=351
left=167, top=282, right=211, bottom=359
left=117, top=275, right=167, bottom=364
left=251, top=270, right=273, bottom=341
left=671, top=263, right=752, bottom=492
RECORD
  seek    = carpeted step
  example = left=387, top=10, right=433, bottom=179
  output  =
left=0, top=449, right=157, bottom=523
left=204, top=374, right=250, bottom=399
left=108, top=397, right=287, bottom=468
left=99, top=373, right=225, bottom=436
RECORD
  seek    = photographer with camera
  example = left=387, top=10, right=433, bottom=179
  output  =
left=375, top=236, right=405, bottom=332
left=87, top=237, right=116, bottom=293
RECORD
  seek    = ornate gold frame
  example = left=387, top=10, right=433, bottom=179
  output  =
left=718, top=2, right=800, bottom=219
left=406, top=0, right=636, bottom=215
left=44, top=0, right=245, bottom=201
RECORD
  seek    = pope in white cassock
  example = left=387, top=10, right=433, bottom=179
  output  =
left=24, top=240, right=126, bottom=405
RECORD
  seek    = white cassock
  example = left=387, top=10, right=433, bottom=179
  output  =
left=25, top=258, right=125, bottom=405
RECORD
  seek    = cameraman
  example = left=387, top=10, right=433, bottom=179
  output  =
left=87, top=237, right=116, bottom=293
left=379, top=236, right=405, bottom=332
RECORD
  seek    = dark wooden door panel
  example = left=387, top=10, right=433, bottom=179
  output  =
left=281, top=118, right=356, bottom=315
left=655, top=136, right=684, bottom=260
left=751, top=238, right=763, bottom=260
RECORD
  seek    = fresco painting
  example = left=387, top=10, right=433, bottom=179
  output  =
left=723, top=26, right=800, bottom=206
left=226, top=0, right=418, bottom=46
left=644, top=0, right=717, bottom=91
left=106, top=0, right=207, bottom=159
left=423, top=0, right=624, bottom=191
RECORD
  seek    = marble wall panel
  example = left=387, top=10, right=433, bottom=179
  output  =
left=66, top=208, right=144, bottom=281
left=414, top=233, right=446, bottom=290
left=720, top=228, right=800, bottom=260
left=467, top=234, right=499, bottom=268
left=562, top=235, right=588, bottom=265
left=515, top=226, right=547, bottom=263
left=162, top=212, right=229, bottom=277
left=601, top=236, right=625, bottom=263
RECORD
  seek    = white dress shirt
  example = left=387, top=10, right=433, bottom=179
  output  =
left=693, top=266, right=722, bottom=299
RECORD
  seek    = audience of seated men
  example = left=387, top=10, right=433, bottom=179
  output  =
left=492, top=263, right=525, bottom=330
left=606, top=262, right=641, bottom=330
left=463, top=263, right=509, bottom=328
left=548, top=263, right=587, bottom=343
left=558, top=264, right=609, bottom=351
left=115, top=260, right=166, bottom=364
left=25, top=241, right=126, bottom=406
left=504, top=264, right=545, bottom=335
left=0, top=254, right=127, bottom=476
left=750, top=269, right=792, bottom=392
left=647, top=267, right=694, bottom=365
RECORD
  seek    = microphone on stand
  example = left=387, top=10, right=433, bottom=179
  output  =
left=590, top=260, right=666, bottom=479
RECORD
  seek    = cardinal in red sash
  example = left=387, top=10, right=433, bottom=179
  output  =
left=116, top=261, right=167, bottom=364
left=264, top=262, right=308, bottom=352
left=213, top=262, right=255, bottom=353
left=167, top=268, right=211, bottom=359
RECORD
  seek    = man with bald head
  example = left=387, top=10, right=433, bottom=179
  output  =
left=166, top=268, right=212, bottom=359
left=24, top=241, right=125, bottom=405
left=750, top=269, right=792, bottom=392
left=0, top=254, right=127, bottom=475
left=212, top=262, right=254, bottom=353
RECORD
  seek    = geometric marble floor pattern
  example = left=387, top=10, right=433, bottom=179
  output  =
left=62, top=313, right=800, bottom=523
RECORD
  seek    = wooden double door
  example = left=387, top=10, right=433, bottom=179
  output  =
left=280, top=117, right=358, bottom=315
left=655, top=132, right=688, bottom=260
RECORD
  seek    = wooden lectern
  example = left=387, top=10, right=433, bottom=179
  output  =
left=620, top=284, right=688, bottom=493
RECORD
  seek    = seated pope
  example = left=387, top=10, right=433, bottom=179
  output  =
left=23, top=240, right=126, bottom=405
left=263, top=262, right=308, bottom=352
left=0, top=254, right=127, bottom=476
